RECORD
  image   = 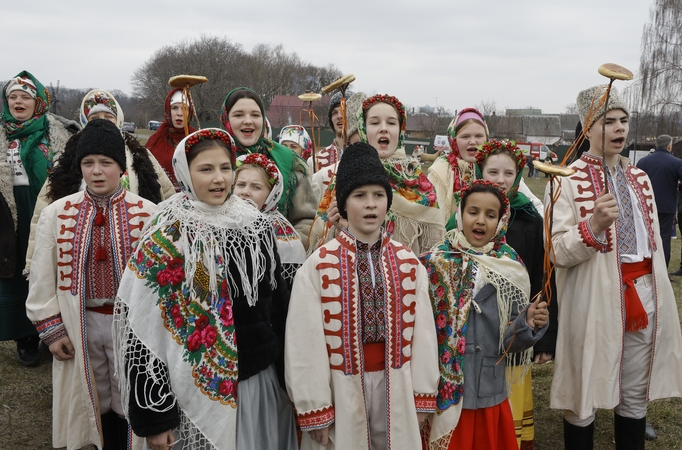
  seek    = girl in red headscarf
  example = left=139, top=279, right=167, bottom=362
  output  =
left=146, top=88, right=197, bottom=190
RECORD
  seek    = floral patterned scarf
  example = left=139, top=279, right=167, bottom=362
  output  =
left=79, top=89, right=123, bottom=129
left=235, top=153, right=306, bottom=283
left=445, top=108, right=490, bottom=192
left=114, top=129, right=276, bottom=447
left=277, top=125, right=313, bottom=160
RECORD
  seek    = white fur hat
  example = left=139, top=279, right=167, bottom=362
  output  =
left=577, top=84, right=629, bottom=130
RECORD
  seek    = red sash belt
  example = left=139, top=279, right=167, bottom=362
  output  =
left=363, top=343, right=385, bottom=372
left=86, top=304, right=115, bottom=315
left=621, top=258, right=652, bottom=332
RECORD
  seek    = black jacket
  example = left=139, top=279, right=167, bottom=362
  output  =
left=505, top=206, right=558, bottom=358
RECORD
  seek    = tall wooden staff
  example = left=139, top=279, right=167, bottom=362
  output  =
left=305, top=75, right=356, bottom=248
left=168, top=75, right=208, bottom=133
left=594, top=63, right=634, bottom=193
left=531, top=161, right=575, bottom=313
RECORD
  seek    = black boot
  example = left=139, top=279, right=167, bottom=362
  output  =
left=116, top=415, right=131, bottom=449
left=614, top=413, right=646, bottom=450
left=101, top=411, right=123, bottom=450
left=16, top=334, right=40, bottom=367
left=564, top=418, right=594, bottom=450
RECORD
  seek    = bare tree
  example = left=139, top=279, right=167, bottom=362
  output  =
left=475, top=99, right=501, bottom=131
left=637, top=0, right=682, bottom=114
left=564, top=103, right=578, bottom=114
left=132, top=35, right=342, bottom=123
left=49, top=81, right=62, bottom=115
left=132, top=35, right=249, bottom=122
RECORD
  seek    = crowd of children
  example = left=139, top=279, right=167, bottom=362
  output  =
left=2, top=68, right=682, bottom=450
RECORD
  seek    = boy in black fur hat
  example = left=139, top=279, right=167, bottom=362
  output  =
left=26, top=119, right=156, bottom=449
left=285, top=142, right=438, bottom=450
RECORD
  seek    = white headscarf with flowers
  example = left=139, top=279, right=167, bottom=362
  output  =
left=167, top=128, right=276, bottom=305
left=235, top=153, right=306, bottom=281
left=79, top=89, right=124, bottom=129
left=277, top=125, right=313, bottom=159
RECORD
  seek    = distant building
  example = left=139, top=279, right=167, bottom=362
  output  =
left=489, top=114, right=562, bottom=145
left=266, top=95, right=330, bottom=129
left=506, top=108, right=542, bottom=116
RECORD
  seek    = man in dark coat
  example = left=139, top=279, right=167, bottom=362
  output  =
left=636, top=134, right=682, bottom=268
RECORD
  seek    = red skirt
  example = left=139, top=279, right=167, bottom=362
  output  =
left=448, top=400, right=519, bottom=450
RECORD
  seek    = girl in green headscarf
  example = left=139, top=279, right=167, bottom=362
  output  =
left=0, top=70, right=76, bottom=366
left=221, top=87, right=316, bottom=248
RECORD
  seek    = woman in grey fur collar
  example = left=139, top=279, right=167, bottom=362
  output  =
left=0, top=70, right=77, bottom=366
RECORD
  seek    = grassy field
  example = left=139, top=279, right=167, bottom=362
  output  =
left=133, top=128, right=152, bottom=146
left=0, top=174, right=680, bottom=449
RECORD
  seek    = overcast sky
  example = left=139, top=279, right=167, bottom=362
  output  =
left=3, top=0, right=652, bottom=114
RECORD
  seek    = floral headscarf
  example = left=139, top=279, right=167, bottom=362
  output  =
left=172, top=128, right=235, bottom=203
left=4, top=77, right=37, bottom=98
left=235, top=153, right=306, bottom=273
left=356, top=94, right=407, bottom=150
left=2, top=70, right=53, bottom=197
left=169, top=126, right=274, bottom=303
left=472, top=140, right=537, bottom=230
left=221, top=87, right=307, bottom=216
left=79, top=89, right=123, bottom=129
left=420, top=180, right=530, bottom=443
left=277, top=125, right=313, bottom=160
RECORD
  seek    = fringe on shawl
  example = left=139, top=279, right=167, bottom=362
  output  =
left=479, top=264, right=533, bottom=387
left=113, top=300, right=222, bottom=450
left=147, top=195, right=276, bottom=307
left=429, top=168, right=453, bottom=220
left=425, top=424, right=455, bottom=450
left=391, top=212, right=444, bottom=254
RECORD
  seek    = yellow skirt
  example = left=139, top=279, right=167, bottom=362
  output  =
left=506, top=366, right=534, bottom=449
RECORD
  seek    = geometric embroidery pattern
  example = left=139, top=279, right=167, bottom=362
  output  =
left=356, top=239, right=386, bottom=344
left=86, top=204, right=117, bottom=300
left=611, top=164, right=637, bottom=255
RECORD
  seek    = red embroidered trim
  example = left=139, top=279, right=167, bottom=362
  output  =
left=297, top=405, right=335, bottom=430
left=578, top=219, right=606, bottom=251
left=42, top=326, right=68, bottom=346
left=34, top=313, right=63, bottom=334
left=414, top=393, right=437, bottom=412
left=626, top=167, right=657, bottom=252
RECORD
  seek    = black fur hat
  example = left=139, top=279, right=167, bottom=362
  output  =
left=76, top=118, right=126, bottom=173
left=335, top=142, right=392, bottom=219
